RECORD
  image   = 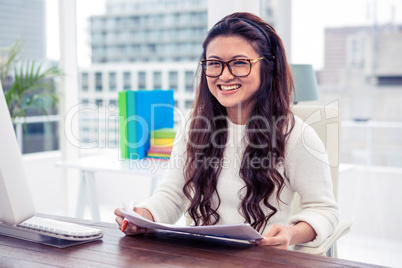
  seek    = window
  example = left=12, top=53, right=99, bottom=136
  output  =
left=185, top=100, right=193, bottom=109
left=149, top=15, right=162, bottom=25
left=185, top=71, right=194, bottom=92
left=148, top=44, right=156, bottom=53
left=109, top=99, right=117, bottom=108
left=95, top=72, right=103, bottom=91
left=106, top=46, right=115, bottom=58
left=131, top=44, right=140, bottom=53
left=123, top=72, right=131, bottom=90
left=91, top=17, right=104, bottom=29
left=95, top=99, right=103, bottom=107
left=118, top=45, right=127, bottom=55
left=169, top=71, right=178, bottom=91
left=106, top=32, right=115, bottom=43
left=140, top=15, right=149, bottom=26
left=81, top=72, right=89, bottom=91
left=138, top=71, right=146, bottom=89
left=109, top=72, right=117, bottom=91
left=106, top=17, right=116, bottom=29
left=130, top=16, right=140, bottom=25
left=0, top=1, right=63, bottom=154
left=153, top=71, right=162, bottom=89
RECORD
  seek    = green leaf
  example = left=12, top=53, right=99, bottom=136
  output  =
left=1, top=39, right=62, bottom=128
left=0, top=39, right=23, bottom=88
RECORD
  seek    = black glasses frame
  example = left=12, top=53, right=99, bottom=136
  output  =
left=200, top=57, right=264, bottom=78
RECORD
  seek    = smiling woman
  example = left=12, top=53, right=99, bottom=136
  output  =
left=203, top=35, right=263, bottom=124
left=115, top=12, right=339, bottom=252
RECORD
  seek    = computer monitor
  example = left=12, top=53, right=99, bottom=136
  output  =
left=0, top=83, right=36, bottom=225
left=0, top=88, right=103, bottom=247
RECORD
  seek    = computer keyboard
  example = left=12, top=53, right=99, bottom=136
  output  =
left=16, top=216, right=103, bottom=241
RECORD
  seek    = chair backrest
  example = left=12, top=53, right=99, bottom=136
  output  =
left=291, top=105, right=340, bottom=214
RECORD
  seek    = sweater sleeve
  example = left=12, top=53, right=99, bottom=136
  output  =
left=138, top=117, right=190, bottom=224
left=285, top=117, right=339, bottom=247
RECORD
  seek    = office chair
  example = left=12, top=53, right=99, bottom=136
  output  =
left=291, top=105, right=352, bottom=257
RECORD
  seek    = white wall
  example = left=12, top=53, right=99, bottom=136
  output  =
left=23, top=151, right=65, bottom=216
left=338, top=166, right=402, bottom=241
left=22, top=150, right=157, bottom=222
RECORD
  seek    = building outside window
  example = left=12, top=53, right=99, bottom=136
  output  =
left=81, top=72, right=89, bottom=91
left=138, top=71, right=146, bottom=89
left=185, top=100, right=193, bottom=109
left=81, top=126, right=90, bottom=133
left=95, top=99, right=103, bottom=107
left=109, top=99, right=117, bottom=108
left=91, top=17, right=104, bottom=30
left=169, top=71, right=178, bottom=91
left=95, top=72, right=103, bottom=91
left=0, top=0, right=60, bottom=154
left=153, top=71, right=162, bottom=89
left=123, top=71, right=131, bottom=90
left=185, top=70, right=194, bottom=92
left=109, top=72, right=117, bottom=91
left=89, top=6, right=206, bottom=64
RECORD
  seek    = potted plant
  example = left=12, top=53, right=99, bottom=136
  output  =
left=0, top=39, right=61, bottom=121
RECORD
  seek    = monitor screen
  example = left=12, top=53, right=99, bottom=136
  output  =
left=0, top=84, right=35, bottom=225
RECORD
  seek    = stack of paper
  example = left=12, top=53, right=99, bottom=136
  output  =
left=147, top=128, right=176, bottom=159
left=119, top=208, right=263, bottom=241
left=118, top=90, right=175, bottom=159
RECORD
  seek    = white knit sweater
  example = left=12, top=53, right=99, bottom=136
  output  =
left=140, top=115, right=339, bottom=247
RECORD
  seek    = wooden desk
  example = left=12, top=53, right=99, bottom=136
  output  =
left=0, top=215, right=384, bottom=267
left=56, top=153, right=167, bottom=221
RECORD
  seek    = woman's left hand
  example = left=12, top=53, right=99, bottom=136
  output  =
left=253, top=222, right=316, bottom=250
left=255, top=224, right=292, bottom=250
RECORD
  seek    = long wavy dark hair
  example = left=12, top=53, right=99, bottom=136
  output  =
left=183, top=12, right=295, bottom=232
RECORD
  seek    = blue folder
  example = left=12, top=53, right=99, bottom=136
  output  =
left=125, top=90, right=175, bottom=159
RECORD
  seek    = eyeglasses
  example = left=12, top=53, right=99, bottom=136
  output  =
left=200, top=57, right=264, bottom=77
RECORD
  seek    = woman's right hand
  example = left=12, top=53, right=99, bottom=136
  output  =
left=114, top=207, right=154, bottom=236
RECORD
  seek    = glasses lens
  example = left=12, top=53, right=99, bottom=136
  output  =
left=203, top=61, right=222, bottom=77
left=202, top=59, right=252, bottom=77
left=229, top=59, right=251, bottom=77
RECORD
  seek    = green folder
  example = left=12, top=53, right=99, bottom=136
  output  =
left=150, top=128, right=177, bottom=139
left=118, top=91, right=128, bottom=159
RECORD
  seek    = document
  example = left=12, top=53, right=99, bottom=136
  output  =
left=119, top=208, right=263, bottom=241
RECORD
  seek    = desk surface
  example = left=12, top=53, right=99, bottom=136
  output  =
left=0, top=215, right=383, bottom=268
